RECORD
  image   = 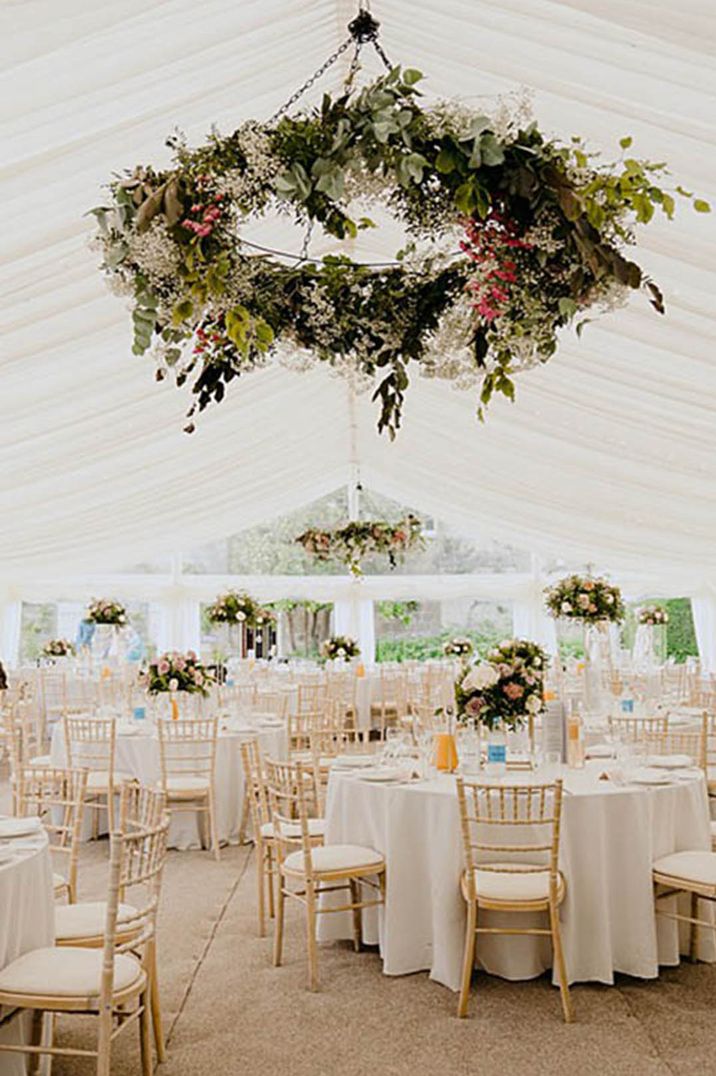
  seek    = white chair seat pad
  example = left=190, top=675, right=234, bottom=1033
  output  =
left=55, top=901, right=138, bottom=941
left=0, top=947, right=142, bottom=998
left=283, top=843, right=384, bottom=875
left=468, top=863, right=565, bottom=903
left=260, top=818, right=325, bottom=840
left=162, top=775, right=210, bottom=793
left=653, top=850, right=716, bottom=887
left=86, top=771, right=133, bottom=792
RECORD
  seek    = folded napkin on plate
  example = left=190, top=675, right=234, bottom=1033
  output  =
left=0, top=816, right=43, bottom=838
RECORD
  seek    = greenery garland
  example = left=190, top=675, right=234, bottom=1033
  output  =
left=91, top=62, right=708, bottom=437
left=295, top=514, right=423, bottom=576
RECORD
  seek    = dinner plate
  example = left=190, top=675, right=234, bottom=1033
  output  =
left=332, top=755, right=377, bottom=768
left=0, top=817, right=43, bottom=838
left=629, top=768, right=672, bottom=785
left=645, top=754, right=693, bottom=769
left=358, top=768, right=409, bottom=782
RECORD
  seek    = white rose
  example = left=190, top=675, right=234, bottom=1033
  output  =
left=336, top=648, right=346, bottom=657
left=168, top=678, right=179, bottom=691
left=533, top=657, right=542, bottom=667
left=561, top=601, right=572, bottom=613
left=463, top=663, right=499, bottom=692
left=606, top=594, right=614, bottom=604
left=237, top=611, right=246, bottom=621
left=526, top=694, right=542, bottom=713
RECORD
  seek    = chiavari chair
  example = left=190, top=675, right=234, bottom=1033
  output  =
left=64, top=715, right=128, bottom=836
left=0, top=814, right=169, bottom=1076
left=17, top=765, right=88, bottom=903
left=607, top=714, right=669, bottom=742
left=371, top=669, right=409, bottom=739
left=265, top=757, right=384, bottom=991
left=54, top=783, right=169, bottom=1064
left=455, top=776, right=573, bottom=1022
left=156, top=716, right=220, bottom=859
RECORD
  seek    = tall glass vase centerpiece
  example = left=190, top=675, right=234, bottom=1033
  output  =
left=206, top=590, right=260, bottom=664
left=633, top=605, right=669, bottom=673
left=545, top=575, right=625, bottom=718
left=455, top=639, right=548, bottom=771
left=85, top=598, right=128, bottom=665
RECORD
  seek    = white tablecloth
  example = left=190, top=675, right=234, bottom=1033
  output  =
left=320, top=762, right=713, bottom=990
left=50, top=719, right=287, bottom=850
left=0, top=826, right=54, bottom=1075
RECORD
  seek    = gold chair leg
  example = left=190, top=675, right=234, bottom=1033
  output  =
left=257, top=845, right=267, bottom=937
left=273, top=880, right=285, bottom=967
left=139, top=990, right=153, bottom=1076
left=266, top=846, right=275, bottom=920
left=28, top=1010, right=44, bottom=1076
left=549, top=901, right=574, bottom=1024
left=96, top=1004, right=112, bottom=1076
left=238, top=788, right=250, bottom=845
left=690, top=892, right=699, bottom=961
left=148, top=939, right=166, bottom=1063
left=305, top=883, right=319, bottom=991
left=457, top=898, right=477, bottom=1018
left=349, top=879, right=362, bottom=953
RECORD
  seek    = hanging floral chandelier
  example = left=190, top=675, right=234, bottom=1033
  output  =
left=90, top=8, right=708, bottom=437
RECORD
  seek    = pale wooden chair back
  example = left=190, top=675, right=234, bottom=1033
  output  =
left=642, top=714, right=707, bottom=771
left=455, top=777, right=564, bottom=901
left=118, top=781, right=167, bottom=833
left=63, top=714, right=117, bottom=774
left=608, top=714, right=669, bottom=741
left=265, top=757, right=318, bottom=872
left=156, top=716, right=218, bottom=787
left=18, top=765, right=88, bottom=901
left=288, top=708, right=322, bottom=755
left=254, top=688, right=288, bottom=718
left=297, top=683, right=328, bottom=714
left=240, top=738, right=271, bottom=833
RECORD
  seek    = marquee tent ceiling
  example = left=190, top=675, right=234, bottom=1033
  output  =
left=1, top=0, right=715, bottom=587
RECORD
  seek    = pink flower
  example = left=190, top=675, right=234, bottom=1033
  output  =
left=465, top=696, right=483, bottom=717
left=187, top=651, right=197, bottom=661
left=174, top=656, right=186, bottom=671
left=503, top=682, right=524, bottom=700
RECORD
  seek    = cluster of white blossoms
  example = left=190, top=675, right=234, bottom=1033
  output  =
left=126, top=218, right=182, bottom=287
left=216, top=122, right=282, bottom=214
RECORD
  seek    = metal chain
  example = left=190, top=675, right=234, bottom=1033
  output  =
left=268, top=37, right=354, bottom=124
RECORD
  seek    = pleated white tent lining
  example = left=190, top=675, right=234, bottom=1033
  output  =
left=1, top=0, right=715, bottom=586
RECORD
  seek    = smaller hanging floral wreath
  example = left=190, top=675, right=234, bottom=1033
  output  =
left=86, top=598, right=127, bottom=626
left=639, top=604, right=669, bottom=626
left=206, top=589, right=260, bottom=626
left=455, top=638, right=547, bottom=729
left=296, top=515, right=423, bottom=576
left=42, top=639, right=76, bottom=659
left=545, top=575, right=624, bottom=624
left=322, top=636, right=360, bottom=662
left=90, top=11, right=709, bottom=438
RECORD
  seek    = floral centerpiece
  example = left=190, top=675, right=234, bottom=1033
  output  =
left=455, top=639, right=547, bottom=730
left=321, top=636, right=360, bottom=663
left=639, top=604, right=669, bottom=626
left=86, top=598, right=128, bottom=626
left=142, top=651, right=214, bottom=696
left=296, top=515, right=423, bottom=576
left=91, top=10, right=707, bottom=439
left=206, top=590, right=259, bottom=625
left=544, top=575, right=624, bottom=623
left=42, top=639, right=76, bottom=659
left=443, top=637, right=474, bottom=660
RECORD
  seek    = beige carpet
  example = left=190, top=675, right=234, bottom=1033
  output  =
left=24, top=829, right=712, bottom=1076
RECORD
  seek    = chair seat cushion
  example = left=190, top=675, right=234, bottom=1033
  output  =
left=55, top=901, right=138, bottom=941
left=653, top=850, right=716, bottom=888
left=86, top=771, right=133, bottom=792
left=28, top=754, right=51, bottom=767
left=0, top=947, right=142, bottom=999
left=283, top=843, right=384, bottom=875
left=260, top=818, right=325, bottom=840
left=162, top=775, right=210, bottom=795
left=466, top=863, right=565, bottom=904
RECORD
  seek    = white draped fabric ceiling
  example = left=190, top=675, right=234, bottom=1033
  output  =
left=1, top=0, right=715, bottom=589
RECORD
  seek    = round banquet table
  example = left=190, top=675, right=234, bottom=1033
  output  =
left=0, top=824, right=54, bottom=1075
left=319, top=761, right=714, bottom=990
left=50, top=718, right=287, bottom=850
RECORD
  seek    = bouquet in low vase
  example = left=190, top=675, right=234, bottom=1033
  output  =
left=545, top=575, right=624, bottom=715
left=321, top=636, right=360, bottom=664
left=141, top=650, right=215, bottom=719
left=41, top=638, right=76, bottom=663
left=634, top=604, right=669, bottom=672
left=455, top=639, right=548, bottom=770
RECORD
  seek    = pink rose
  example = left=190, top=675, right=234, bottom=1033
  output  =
left=174, top=656, right=186, bottom=671
left=187, top=651, right=197, bottom=661
left=465, top=696, right=483, bottom=717
left=503, top=682, right=524, bottom=700
left=157, top=660, right=170, bottom=675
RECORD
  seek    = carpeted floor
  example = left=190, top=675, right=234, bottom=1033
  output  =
left=29, top=830, right=714, bottom=1076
